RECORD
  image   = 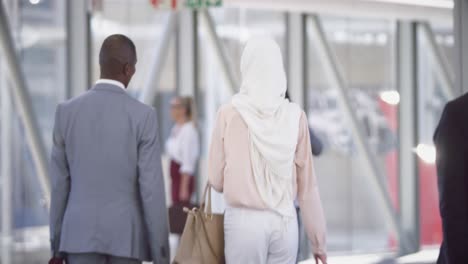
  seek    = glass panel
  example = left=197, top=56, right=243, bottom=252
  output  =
left=416, top=21, right=453, bottom=247
left=306, top=16, right=397, bottom=253
left=1, top=0, right=67, bottom=262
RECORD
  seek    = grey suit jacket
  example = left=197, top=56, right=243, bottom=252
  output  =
left=49, top=83, right=169, bottom=263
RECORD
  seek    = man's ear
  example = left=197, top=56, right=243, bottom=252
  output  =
left=123, top=63, right=131, bottom=76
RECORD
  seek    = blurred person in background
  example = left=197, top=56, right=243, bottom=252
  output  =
left=49, top=34, right=169, bottom=264
left=208, top=37, right=327, bottom=264
left=166, top=96, right=200, bottom=205
left=285, top=91, right=324, bottom=157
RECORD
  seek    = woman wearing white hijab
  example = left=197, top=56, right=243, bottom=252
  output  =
left=208, top=38, right=327, bottom=264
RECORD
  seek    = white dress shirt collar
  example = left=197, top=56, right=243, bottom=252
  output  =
left=95, top=79, right=126, bottom=91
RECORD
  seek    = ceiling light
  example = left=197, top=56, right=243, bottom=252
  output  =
left=379, top=90, right=400, bottom=105
left=415, top=144, right=437, bottom=164
left=29, top=0, right=41, bottom=5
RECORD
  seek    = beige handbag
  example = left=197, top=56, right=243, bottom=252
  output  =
left=173, top=185, right=225, bottom=264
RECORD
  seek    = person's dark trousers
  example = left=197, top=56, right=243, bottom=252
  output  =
left=67, top=253, right=141, bottom=264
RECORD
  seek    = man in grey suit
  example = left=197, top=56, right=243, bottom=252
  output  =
left=49, top=34, right=169, bottom=264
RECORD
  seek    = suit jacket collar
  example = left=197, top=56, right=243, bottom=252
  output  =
left=93, top=83, right=127, bottom=94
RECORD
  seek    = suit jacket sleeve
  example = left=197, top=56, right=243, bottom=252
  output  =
left=434, top=102, right=468, bottom=263
left=138, top=109, right=170, bottom=264
left=49, top=104, right=71, bottom=256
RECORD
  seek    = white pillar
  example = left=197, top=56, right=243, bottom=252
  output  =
left=286, top=13, right=306, bottom=108
left=67, top=0, right=90, bottom=98
left=177, top=10, right=196, bottom=97
left=1, top=59, right=12, bottom=264
left=397, top=21, right=420, bottom=255
left=0, top=40, right=12, bottom=264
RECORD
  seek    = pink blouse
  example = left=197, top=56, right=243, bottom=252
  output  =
left=208, top=104, right=327, bottom=255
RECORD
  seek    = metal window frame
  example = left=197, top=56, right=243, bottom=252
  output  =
left=418, top=22, right=455, bottom=100
left=139, top=13, right=178, bottom=105
left=307, top=14, right=403, bottom=247
left=199, top=10, right=239, bottom=95
left=0, top=1, right=50, bottom=208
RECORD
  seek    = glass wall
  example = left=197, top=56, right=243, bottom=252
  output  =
left=306, top=16, right=398, bottom=253
left=1, top=0, right=67, bottom=263
left=416, top=20, right=454, bottom=246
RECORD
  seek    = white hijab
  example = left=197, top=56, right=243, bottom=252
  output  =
left=232, top=37, right=302, bottom=218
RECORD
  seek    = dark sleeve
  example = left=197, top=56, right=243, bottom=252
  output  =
left=49, top=104, right=70, bottom=257
left=138, top=109, right=169, bottom=264
left=309, top=128, right=323, bottom=156
left=434, top=102, right=468, bottom=263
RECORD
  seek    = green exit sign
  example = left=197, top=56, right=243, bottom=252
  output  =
left=184, top=0, right=222, bottom=8
left=150, top=0, right=222, bottom=10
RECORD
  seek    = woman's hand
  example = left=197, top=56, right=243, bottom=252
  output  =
left=314, top=254, right=327, bottom=264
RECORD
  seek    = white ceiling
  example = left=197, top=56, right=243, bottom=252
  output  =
left=223, top=0, right=453, bottom=25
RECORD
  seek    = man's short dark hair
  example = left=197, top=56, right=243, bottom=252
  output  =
left=99, top=34, right=137, bottom=69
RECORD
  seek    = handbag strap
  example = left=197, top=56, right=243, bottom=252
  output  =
left=200, top=183, right=212, bottom=217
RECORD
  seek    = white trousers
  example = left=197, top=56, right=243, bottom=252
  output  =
left=224, top=207, right=298, bottom=264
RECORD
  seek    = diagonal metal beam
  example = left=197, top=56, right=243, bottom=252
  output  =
left=200, top=10, right=239, bottom=94
left=308, top=14, right=401, bottom=243
left=0, top=2, right=50, bottom=206
left=419, top=22, right=456, bottom=100
left=139, top=13, right=177, bottom=105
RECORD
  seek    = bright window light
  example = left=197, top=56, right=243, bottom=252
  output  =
left=29, top=0, right=41, bottom=5
left=367, top=0, right=454, bottom=9
left=415, top=144, right=436, bottom=164
left=379, top=90, right=400, bottom=105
